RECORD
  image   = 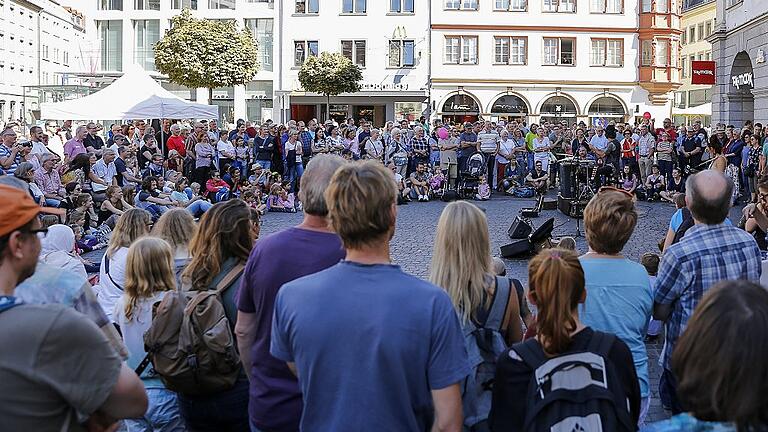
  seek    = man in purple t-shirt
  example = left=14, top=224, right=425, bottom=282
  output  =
left=236, top=154, right=346, bottom=432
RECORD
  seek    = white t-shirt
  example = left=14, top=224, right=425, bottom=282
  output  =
left=114, top=291, right=169, bottom=381
left=533, top=136, right=551, bottom=170
left=96, top=247, right=128, bottom=323
left=496, top=139, right=515, bottom=164
left=217, top=140, right=235, bottom=159
left=285, top=140, right=302, bottom=163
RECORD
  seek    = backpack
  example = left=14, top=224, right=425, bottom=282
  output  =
left=461, top=276, right=511, bottom=429
left=513, top=187, right=536, bottom=198
left=672, top=208, right=694, bottom=245
left=141, top=263, right=245, bottom=396
left=512, top=331, right=635, bottom=432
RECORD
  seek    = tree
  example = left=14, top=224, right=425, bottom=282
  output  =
left=154, top=9, right=259, bottom=105
left=298, top=52, right=363, bottom=121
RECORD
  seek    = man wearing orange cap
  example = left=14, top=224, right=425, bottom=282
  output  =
left=0, top=185, right=148, bottom=431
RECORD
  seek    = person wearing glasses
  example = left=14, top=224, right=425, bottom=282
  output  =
left=679, top=126, right=704, bottom=174
left=84, top=122, right=105, bottom=156
left=0, top=185, right=148, bottom=431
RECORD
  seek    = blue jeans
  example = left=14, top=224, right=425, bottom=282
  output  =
left=179, top=378, right=249, bottom=432
left=126, top=388, right=185, bottom=432
left=256, top=159, right=271, bottom=171
left=187, top=200, right=213, bottom=217
left=44, top=198, right=62, bottom=207
left=527, top=151, right=534, bottom=171
left=286, top=163, right=304, bottom=193
left=184, top=188, right=193, bottom=200
left=660, top=368, right=684, bottom=414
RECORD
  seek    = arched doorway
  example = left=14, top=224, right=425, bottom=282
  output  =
left=539, top=94, right=578, bottom=125
left=727, top=51, right=754, bottom=127
left=588, top=96, right=627, bottom=127
left=490, top=94, right=529, bottom=123
left=440, top=93, right=481, bottom=124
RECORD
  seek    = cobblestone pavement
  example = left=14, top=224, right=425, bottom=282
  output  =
left=258, top=192, right=680, bottom=423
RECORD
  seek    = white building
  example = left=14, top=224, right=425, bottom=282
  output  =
left=429, top=0, right=682, bottom=127
left=0, top=0, right=86, bottom=127
left=84, top=0, right=275, bottom=125
left=276, top=0, right=429, bottom=125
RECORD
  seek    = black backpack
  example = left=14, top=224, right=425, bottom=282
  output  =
left=672, top=208, right=694, bottom=245
left=512, top=331, right=635, bottom=432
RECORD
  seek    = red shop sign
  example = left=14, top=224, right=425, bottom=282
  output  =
left=691, top=61, right=716, bottom=85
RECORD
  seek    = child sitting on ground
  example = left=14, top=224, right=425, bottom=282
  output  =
left=243, top=189, right=267, bottom=215
left=429, top=166, right=445, bottom=194
left=267, top=184, right=296, bottom=213
left=475, top=175, right=491, bottom=201
left=642, top=252, right=663, bottom=342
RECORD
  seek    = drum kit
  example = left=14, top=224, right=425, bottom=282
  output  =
left=557, top=155, right=597, bottom=203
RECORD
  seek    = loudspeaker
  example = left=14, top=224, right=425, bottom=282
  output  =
left=500, top=239, right=532, bottom=258
left=557, top=195, right=585, bottom=218
left=530, top=218, right=555, bottom=243
left=542, top=198, right=558, bottom=210
left=508, top=216, right=533, bottom=239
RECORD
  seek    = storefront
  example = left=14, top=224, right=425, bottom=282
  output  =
left=587, top=96, right=628, bottom=126
left=287, top=92, right=426, bottom=127
left=440, top=93, right=481, bottom=124
left=489, top=94, right=529, bottom=123
left=711, top=8, right=767, bottom=127
left=539, top=95, right=578, bottom=125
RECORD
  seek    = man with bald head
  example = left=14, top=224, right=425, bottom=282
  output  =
left=653, top=169, right=761, bottom=414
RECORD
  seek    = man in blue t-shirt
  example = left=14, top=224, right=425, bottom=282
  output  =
left=271, top=161, right=470, bottom=431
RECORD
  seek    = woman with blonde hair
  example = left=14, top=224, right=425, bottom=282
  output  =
left=490, top=248, right=640, bottom=431
left=152, top=208, right=196, bottom=281
left=114, top=237, right=186, bottom=432
left=94, top=208, right=152, bottom=323
left=430, top=200, right=522, bottom=429
left=178, top=199, right=253, bottom=431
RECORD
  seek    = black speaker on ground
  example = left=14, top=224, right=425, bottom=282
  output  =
left=508, top=216, right=533, bottom=239
left=530, top=217, right=555, bottom=243
left=500, top=239, right=532, bottom=258
left=557, top=195, right=585, bottom=218
left=542, top=198, right=558, bottom=210
left=441, top=190, right=459, bottom=202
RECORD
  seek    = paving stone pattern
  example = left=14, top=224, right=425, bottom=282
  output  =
left=258, top=193, right=683, bottom=423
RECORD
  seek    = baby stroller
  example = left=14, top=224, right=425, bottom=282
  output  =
left=458, top=153, right=487, bottom=199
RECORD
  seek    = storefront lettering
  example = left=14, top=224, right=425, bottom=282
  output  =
left=492, top=103, right=526, bottom=113
left=757, top=49, right=765, bottom=64
left=360, top=83, right=410, bottom=91
left=732, top=72, right=754, bottom=89
left=448, top=102, right=476, bottom=112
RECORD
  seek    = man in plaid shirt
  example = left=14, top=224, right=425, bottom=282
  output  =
left=654, top=170, right=761, bottom=414
left=410, top=126, right=430, bottom=170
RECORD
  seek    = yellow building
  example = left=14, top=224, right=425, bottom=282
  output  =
left=673, top=0, right=716, bottom=126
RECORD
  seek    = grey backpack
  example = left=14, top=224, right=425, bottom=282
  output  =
left=461, top=276, right=511, bottom=430
left=512, top=331, right=635, bottom=432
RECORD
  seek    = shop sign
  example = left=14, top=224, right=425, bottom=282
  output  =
left=360, top=83, right=410, bottom=91
left=732, top=72, right=754, bottom=89
left=691, top=61, right=716, bottom=85
left=756, top=49, right=765, bottom=64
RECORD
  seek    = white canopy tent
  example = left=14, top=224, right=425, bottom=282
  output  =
left=40, top=67, right=218, bottom=120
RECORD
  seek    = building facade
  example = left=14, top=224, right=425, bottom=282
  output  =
left=0, top=0, right=86, bottom=127
left=710, top=0, right=768, bottom=126
left=429, top=0, right=682, bottom=128
left=85, top=0, right=275, bottom=125
left=275, top=0, right=429, bottom=125
left=673, top=0, right=715, bottom=125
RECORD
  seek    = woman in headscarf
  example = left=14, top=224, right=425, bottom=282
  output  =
left=38, top=224, right=88, bottom=279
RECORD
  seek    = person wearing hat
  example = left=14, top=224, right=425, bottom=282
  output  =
left=0, top=185, right=148, bottom=430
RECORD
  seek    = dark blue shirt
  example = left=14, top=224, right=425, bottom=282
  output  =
left=271, top=261, right=471, bottom=431
left=458, top=131, right=478, bottom=158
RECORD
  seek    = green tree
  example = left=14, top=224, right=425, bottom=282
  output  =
left=298, top=52, right=363, bottom=121
left=154, top=9, right=259, bottom=104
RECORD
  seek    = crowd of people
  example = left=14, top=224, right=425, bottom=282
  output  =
left=1, top=111, right=768, bottom=432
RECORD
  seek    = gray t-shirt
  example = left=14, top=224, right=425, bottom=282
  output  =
left=0, top=303, right=121, bottom=431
